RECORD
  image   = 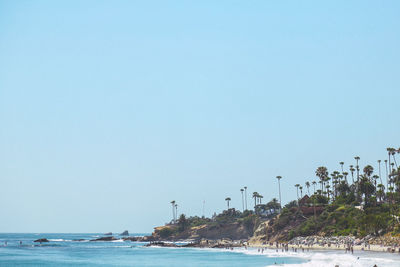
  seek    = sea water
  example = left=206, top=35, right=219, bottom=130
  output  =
left=0, top=233, right=398, bottom=266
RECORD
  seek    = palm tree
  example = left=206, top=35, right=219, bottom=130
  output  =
left=343, top=172, right=349, bottom=184
left=359, top=175, right=374, bottom=206
left=336, top=173, right=341, bottom=184
left=326, top=177, right=332, bottom=197
left=326, top=185, right=331, bottom=201
left=225, top=197, right=231, bottom=209
left=299, top=186, right=303, bottom=199
left=354, top=156, right=360, bottom=182
left=295, top=184, right=300, bottom=201
left=340, top=162, right=344, bottom=173
left=316, top=166, right=328, bottom=193
left=333, top=179, right=338, bottom=199
left=244, top=186, right=248, bottom=210
left=387, top=148, right=394, bottom=177
left=170, top=200, right=176, bottom=223
left=312, top=181, right=317, bottom=194
left=349, top=165, right=355, bottom=184
left=240, top=189, right=244, bottom=212
left=389, top=148, right=398, bottom=169
left=259, top=195, right=263, bottom=204
left=252, top=192, right=258, bottom=208
left=305, top=181, right=310, bottom=195
left=175, top=204, right=178, bottom=219
left=372, top=175, right=379, bottom=187
left=385, top=159, right=389, bottom=192
left=377, top=184, right=385, bottom=202
left=378, top=160, right=383, bottom=186
left=276, top=176, right=282, bottom=211
left=363, top=165, right=374, bottom=179
left=318, top=180, right=323, bottom=195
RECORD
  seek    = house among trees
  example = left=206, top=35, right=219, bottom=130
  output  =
left=254, top=198, right=281, bottom=217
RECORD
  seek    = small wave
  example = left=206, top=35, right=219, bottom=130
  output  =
left=266, top=251, right=395, bottom=267
left=218, top=247, right=396, bottom=267
left=111, top=239, right=124, bottom=242
left=48, top=239, right=71, bottom=242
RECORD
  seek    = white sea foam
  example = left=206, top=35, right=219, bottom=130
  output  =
left=111, top=239, right=124, bottom=242
left=262, top=250, right=397, bottom=267
left=218, top=247, right=397, bottom=267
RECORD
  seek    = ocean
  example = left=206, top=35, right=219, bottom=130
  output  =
left=0, top=233, right=398, bottom=266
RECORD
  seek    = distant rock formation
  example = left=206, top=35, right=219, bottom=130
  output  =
left=120, top=230, right=129, bottom=236
left=90, top=236, right=117, bottom=242
left=34, top=238, right=49, bottom=243
left=104, top=232, right=112, bottom=236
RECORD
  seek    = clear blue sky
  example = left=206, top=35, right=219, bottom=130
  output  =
left=0, top=0, right=399, bottom=233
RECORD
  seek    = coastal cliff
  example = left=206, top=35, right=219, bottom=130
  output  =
left=150, top=198, right=400, bottom=250
left=151, top=209, right=259, bottom=241
left=153, top=221, right=252, bottom=241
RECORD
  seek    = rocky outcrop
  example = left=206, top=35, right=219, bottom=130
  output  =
left=90, top=236, right=118, bottom=241
left=248, top=221, right=270, bottom=245
left=121, top=235, right=156, bottom=242
left=104, top=232, right=112, bottom=235
left=120, top=230, right=129, bottom=236
left=152, top=221, right=253, bottom=241
left=145, top=241, right=179, bottom=247
left=145, top=239, right=244, bottom=248
left=248, top=213, right=309, bottom=243
left=34, top=238, right=49, bottom=243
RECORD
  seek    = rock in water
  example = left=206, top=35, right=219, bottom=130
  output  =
left=90, top=236, right=117, bottom=241
left=34, top=238, right=49, bottom=243
left=104, top=232, right=112, bottom=235
left=120, top=230, right=129, bottom=236
left=145, top=241, right=178, bottom=247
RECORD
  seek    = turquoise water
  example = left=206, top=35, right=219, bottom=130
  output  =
left=0, top=233, right=303, bottom=267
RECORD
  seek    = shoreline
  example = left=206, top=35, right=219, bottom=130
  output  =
left=249, top=242, right=400, bottom=254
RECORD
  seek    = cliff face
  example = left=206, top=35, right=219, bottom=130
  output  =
left=153, top=221, right=254, bottom=241
left=249, top=212, right=309, bottom=244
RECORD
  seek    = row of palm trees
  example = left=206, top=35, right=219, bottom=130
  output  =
left=225, top=184, right=282, bottom=214
left=224, top=181, right=284, bottom=213
left=222, top=148, right=400, bottom=215
left=294, top=147, right=400, bottom=206
left=169, top=147, right=399, bottom=222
